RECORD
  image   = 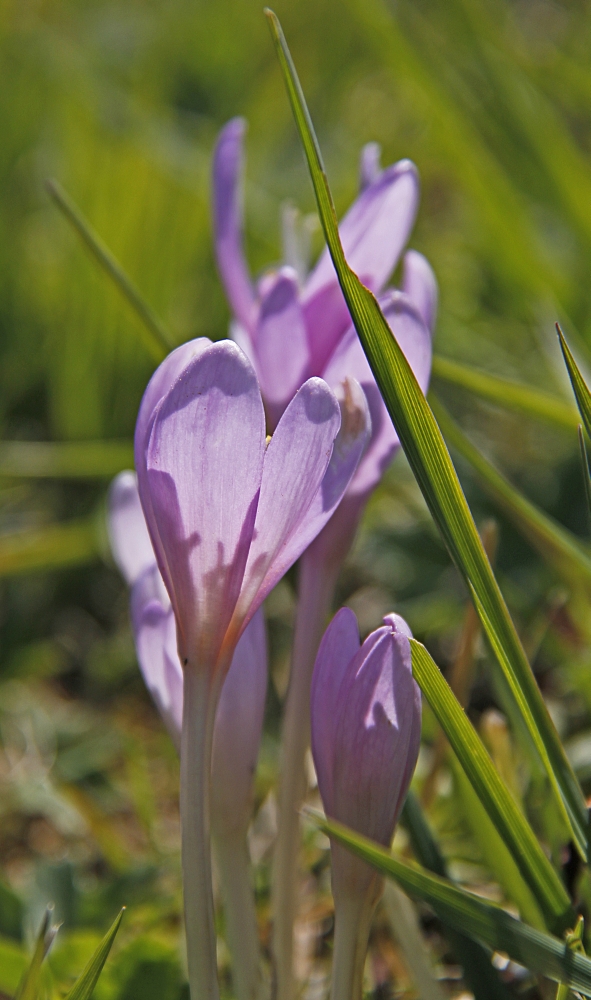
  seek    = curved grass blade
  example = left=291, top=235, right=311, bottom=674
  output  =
left=0, top=441, right=134, bottom=479
left=0, top=518, right=101, bottom=578
left=578, top=427, right=591, bottom=521
left=63, top=909, right=124, bottom=1000
left=265, top=8, right=588, bottom=860
left=46, top=180, right=171, bottom=364
left=410, top=638, right=573, bottom=934
left=401, top=792, right=512, bottom=1000
left=432, top=356, right=578, bottom=432
left=558, top=326, right=591, bottom=440
left=15, top=907, right=58, bottom=1000
left=306, top=809, right=591, bottom=997
left=431, top=396, right=591, bottom=592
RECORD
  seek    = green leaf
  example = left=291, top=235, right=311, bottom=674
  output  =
left=558, top=326, right=591, bottom=441
left=46, top=179, right=171, bottom=364
left=578, top=426, right=591, bottom=521
left=410, top=638, right=573, bottom=933
left=0, top=518, right=101, bottom=578
left=63, top=909, right=124, bottom=1000
left=0, top=441, right=134, bottom=479
left=431, top=396, right=591, bottom=593
left=15, top=907, right=58, bottom=1000
left=431, top=356, right=579, bottom=432
left=401, top=793, right=513, bottom=1000
left=265, top=8, right=588, bottom=861
left=307, top=809, right=591, bottom=996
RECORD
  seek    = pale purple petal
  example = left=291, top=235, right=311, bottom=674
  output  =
left=131, top=566, right=181, bottom=749
left=146, top=341, right=265, bottom=667
left=383, top=612, right=413, bottom=639
left=234, top=377, right=369, bottom=626
left=254, top=268, right=311, bottom=430
left=212, top=118, right=257, bottom=335
left=310, top=607, right=361, bottom=816
left=134, top=338, right=212, bottom=597
left=108, top=471, right=155, bottom=586
left=302, top=281, right=352, bottom=380
left=211, top=609, right=268, bottom=837
left=402, top=250, right=438, bottom=336
left=324, top=293, right=432, bottom=497
left=304, top=159, right=419, bottom=300
left=359, top=142, right=382, bottom=191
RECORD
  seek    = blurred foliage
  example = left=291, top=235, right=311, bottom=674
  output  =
left=3, top=0, right=591, bottom=996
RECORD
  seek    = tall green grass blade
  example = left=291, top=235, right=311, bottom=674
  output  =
left=410, top=638, right=573, bottom=933
left=265, top=7, right=589, bottom=860
left=431, top=396, right=591, bottom=592
left=0, top=518, right=101, bottom=577
left=46, top=180, right=171, bottom=363
left=401, top=792, right=512, bottom=1000
left=0, top=441, right=134, bottom=479
left=307, top=809, right=591, bottom=996
left=578, top=427, right=591, bottom=521
left=63, top=909, right=124, bottom=1000
left=15, top=907, right=58, bottom=1000
left=431, top=356, right=578, bottom=432
left=558, top=326, right=591, bottom=441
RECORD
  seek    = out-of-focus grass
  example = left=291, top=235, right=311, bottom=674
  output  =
left=2, top=0, right=591, bottom=995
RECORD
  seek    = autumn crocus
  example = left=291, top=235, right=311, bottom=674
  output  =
left=212, top=118, right=434, bottom=997
left=311, top=608, right=421, bottom=1000
left=132, top=337, right=369, bottom=1000
left=108, top=471, right=267, bottom=1000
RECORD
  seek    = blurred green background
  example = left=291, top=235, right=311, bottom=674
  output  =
left=2, top=0, right=591, bottom=995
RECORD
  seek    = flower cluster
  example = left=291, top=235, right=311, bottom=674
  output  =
left=109, top=119, right=431, bottom=1000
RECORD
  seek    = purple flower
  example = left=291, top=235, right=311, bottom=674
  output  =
left=212, top=118, right=435, bottom=504
left=310, top=608, right=421, bottom=1000
left=133, top=336, right=370, bottom=681
left=311, top=607, right=421, bottom=900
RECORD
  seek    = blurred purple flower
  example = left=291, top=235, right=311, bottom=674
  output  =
left=212, top=118, right=435, bottom=508
left=310, top=607, right=421, bottom=999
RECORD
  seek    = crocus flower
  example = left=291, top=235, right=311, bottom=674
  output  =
left=311, top=608, right=421, bottom=1000
left=213, top=118, right=435, bottom=1000
left=108, top=471, right=267, bottom=1000
left=132, top=336, right=370, bottom=1000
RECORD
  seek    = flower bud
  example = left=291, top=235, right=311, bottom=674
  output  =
left=311, top=607, right=421, bottom=901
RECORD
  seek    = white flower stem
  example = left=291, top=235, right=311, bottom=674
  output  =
left=271, top=550, right=339, bottom=1000
left=331, top=887, right=377, bottom=1000
left=181, top=665, right=220, bottom=1000
left=213, top=831, right=260, bottom=1000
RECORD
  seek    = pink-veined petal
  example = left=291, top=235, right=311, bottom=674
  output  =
left=402, top=250, right=438, bottom=336
left=255, top=267, right=311, bottom=430
left=146, top=341, right=265, bottom=668
left=211, top=608, right=268, bottom=838
left=108, top=471, right=155, bottom=586
left=212, top=118, right=257, bottom=335
left=310, top=607, right=361, bottom=816
left=304, top=158, right=419, bottom=300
